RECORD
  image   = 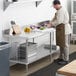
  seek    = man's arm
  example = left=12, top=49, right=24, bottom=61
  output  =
left=51, top=10, right=65, bottom=26
left=51, top=13, right=57, bottom=27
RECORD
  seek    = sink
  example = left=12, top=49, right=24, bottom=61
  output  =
left=0, top=42, right=8, bottom=46
left=0, top=42, right=10, bottom=50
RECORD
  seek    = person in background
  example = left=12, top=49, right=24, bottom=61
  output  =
left=51, top=0, right=72, bottom=65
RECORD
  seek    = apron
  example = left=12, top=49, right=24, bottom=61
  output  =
left=56, top=24, right=65, bottom=48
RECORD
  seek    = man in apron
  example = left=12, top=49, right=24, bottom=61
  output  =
left=51, top=0, right=72, bottom=65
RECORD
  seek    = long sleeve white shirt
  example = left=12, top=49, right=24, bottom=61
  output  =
left=51, top=7, right=72, bottom=35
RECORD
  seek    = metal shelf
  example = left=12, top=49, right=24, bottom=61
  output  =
left=3, top=0, right=42, bottom=10
left=10, top=44, right=59, bottom=65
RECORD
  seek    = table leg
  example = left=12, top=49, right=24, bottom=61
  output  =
left=50, top=32, right=52, bottom=63
left=26, top=64, right=29, bottom=75
left=33, top=38, right=35, bottom=43
left=25, top=39, right=29, bottom=75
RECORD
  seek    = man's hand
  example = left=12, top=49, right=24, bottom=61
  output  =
left=47, top=22, right=52, bottom=28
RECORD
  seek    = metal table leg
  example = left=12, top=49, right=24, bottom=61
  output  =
left=50, top=32, right=52, bottom=63
left=25, top=38, right=35, bottom=75
left=25, top=39, right=29, bottom=75
left=26, top=64, right=29, bottom=76
left=33, top=38, right=35, bottom=43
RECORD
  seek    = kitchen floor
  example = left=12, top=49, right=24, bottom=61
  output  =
left=10, top=44, right=76, bottom=76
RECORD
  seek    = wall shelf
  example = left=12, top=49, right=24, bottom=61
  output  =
left=3, top=0, right=42, bottom=11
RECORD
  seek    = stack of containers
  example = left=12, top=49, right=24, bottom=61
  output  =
left=18, top=42, right=37, bottom=60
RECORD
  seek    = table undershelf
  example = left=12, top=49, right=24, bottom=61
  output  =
left=10, top=45, right=59, bottom=65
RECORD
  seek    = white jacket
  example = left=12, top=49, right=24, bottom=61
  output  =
left=51, top=7, right=72, bottom=35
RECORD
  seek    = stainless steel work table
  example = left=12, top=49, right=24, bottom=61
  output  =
left=8, top=28, right=59, bottom=75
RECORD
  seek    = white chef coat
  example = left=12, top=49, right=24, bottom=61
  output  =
left=51, top=7, right=72, bottom=35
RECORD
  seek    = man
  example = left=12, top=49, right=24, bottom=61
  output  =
left=51, top=0, right=72, bottom=65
